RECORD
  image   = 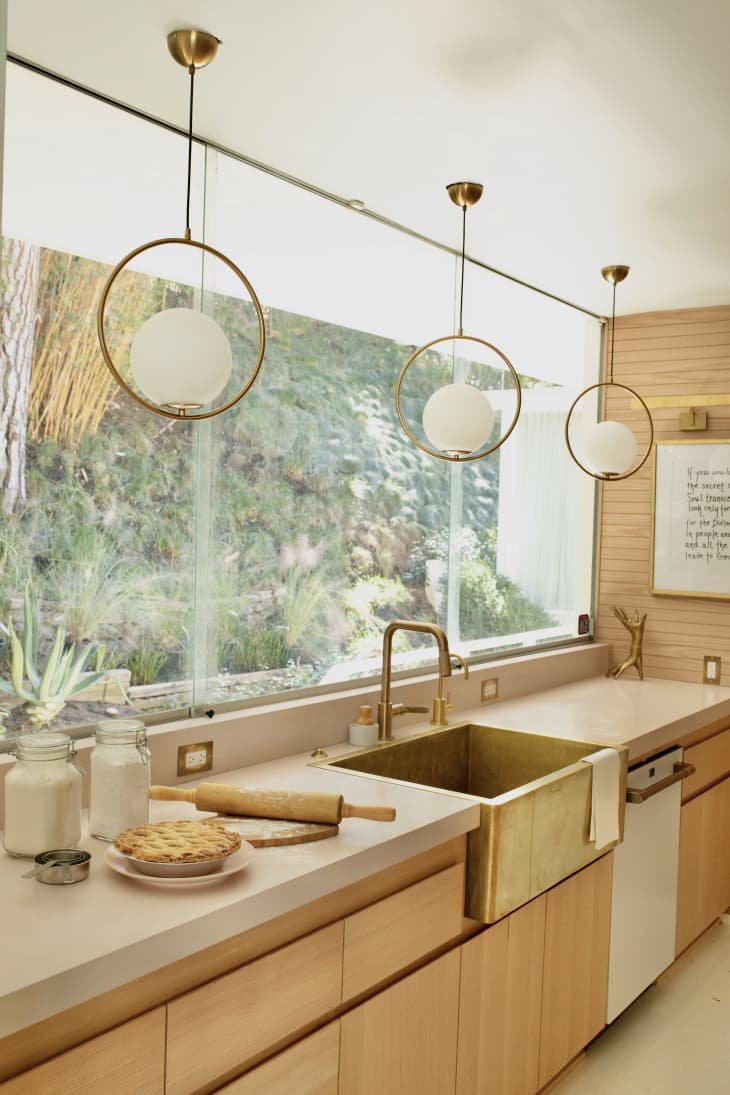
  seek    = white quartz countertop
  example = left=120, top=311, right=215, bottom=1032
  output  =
left=463, top=675, right=730, bottom=761
left=0, top=748, right=480, bottom=1039
left=3, top=669, right=730, bottom=1041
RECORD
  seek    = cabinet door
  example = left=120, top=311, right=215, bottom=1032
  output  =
left=214, top=1022, right=339, bottom=1094
left=0, top=1009, right=165, bottom=1095
left=456, top=894, right=545, bottom=1095
left=676, top=777, right=730, bottom=956
left=538, top=854, right=612, bottom=1090
left=339, top=949, right=460, bottom=1095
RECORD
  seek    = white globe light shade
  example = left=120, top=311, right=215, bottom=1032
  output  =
left=422, top=383, right=494, bottom=455
left=130, top=307, right=233, bottom=408
left=582, top=419, right=638, bottom=476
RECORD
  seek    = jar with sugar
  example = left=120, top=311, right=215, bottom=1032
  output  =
left=89, top=719, right=151, bottom=841
left=3, top=732, right=83, bottom=857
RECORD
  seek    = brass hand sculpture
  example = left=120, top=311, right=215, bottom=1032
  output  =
left=607, top=607, right=646, bottom=680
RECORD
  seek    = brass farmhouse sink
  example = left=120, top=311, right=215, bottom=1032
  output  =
left=323, top=722, right=628, bottom=923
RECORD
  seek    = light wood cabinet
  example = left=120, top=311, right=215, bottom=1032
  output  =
left=214, top=1022, right=340, bottom=1094
left=166, top=922, right=343, bottom=1095
left=676, top=776, right=730, bottom=955
left=456, top=893, right=545, bottom=1095
left=339, top=949, right=461, bottom=1095
left=538, top=852, right=612, bottom=1089
left=456, top=855, right=612, bottom=1095
left=0, top=834, right=619, bottom=1095
left=0, top=1008, right=165, bottom=1095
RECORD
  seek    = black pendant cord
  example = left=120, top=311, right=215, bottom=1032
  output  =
left=458, top=203, right=467, bottom=335
left=184, top=65, right=195, bottom=239
left=609, top=280, right=616, bottom=383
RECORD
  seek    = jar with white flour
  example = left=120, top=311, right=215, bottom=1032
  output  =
left=3, top=733, right=83, bottom=857
left=89, top=719, right=151, bottom=841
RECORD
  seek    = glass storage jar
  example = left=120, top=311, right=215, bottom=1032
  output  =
left=3, top=733, right=83, bottom=857
left=89, top=719, right=151, bottom=840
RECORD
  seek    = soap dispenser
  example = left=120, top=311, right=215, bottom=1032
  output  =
left=348, top=705, right=378, bottom=747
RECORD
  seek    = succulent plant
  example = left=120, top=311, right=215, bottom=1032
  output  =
left=0, top=584, right=107, bottom=729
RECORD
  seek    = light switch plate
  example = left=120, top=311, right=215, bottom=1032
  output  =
left=481, top=678, right=499, bottom=702
left=703, top=656, right=721, bottom=684
left=177, top=741, right=214, bottom=777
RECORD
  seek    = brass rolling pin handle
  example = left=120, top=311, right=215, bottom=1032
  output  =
left=149, top=783, right=396, bottom=825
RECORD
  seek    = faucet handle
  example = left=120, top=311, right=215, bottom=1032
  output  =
left=449, top=652, right=470, bottom=680
left=392, top=703, right=429, bottom=718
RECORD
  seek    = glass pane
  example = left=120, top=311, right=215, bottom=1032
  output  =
left=0, top=66, right=205, bottom=741
left=192, top=151, right=458, bottom=707
left=451, top=263, right=600, bottom=656
left=192, top=150, right=600, bottom=708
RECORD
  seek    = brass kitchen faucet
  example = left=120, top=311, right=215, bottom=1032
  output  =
left=377, top=620, right=468, bottom=741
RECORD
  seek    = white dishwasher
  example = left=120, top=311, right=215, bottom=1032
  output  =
left=606, top=745, right=694, bottom=1023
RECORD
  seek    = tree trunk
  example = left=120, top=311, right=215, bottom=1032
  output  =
left=0, top=237, right=40, bottom=514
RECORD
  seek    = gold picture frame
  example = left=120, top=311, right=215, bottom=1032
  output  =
left=650, top=438, right=730, bottom=599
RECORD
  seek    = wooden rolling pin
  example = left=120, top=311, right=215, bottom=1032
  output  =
left=149, top=783, right=396, bottom=824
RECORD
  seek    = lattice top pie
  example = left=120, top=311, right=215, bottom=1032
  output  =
left=114, top=820, right=242, bottom=863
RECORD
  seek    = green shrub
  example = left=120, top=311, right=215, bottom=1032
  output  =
left=222, top=629, right=290, bottom=674
left=124, top=639, right=168, bottom=687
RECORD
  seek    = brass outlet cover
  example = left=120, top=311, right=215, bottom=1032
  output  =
left=177, top=741, right=214, bottom=777
left=703, top=656, right=721, bottom=685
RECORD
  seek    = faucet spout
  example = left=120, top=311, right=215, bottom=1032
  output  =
left=377, top=620, right=451, bottom=743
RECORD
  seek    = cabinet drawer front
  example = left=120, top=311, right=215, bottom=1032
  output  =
left=342, top=862, right=465, bottom=1000
left=683, top=729, right=730, bottom=800
left=0, top=1009, right=165, bottom=1095
left=215, top=1022, right=339, bottom=1095
left=166, top=922, right=343, bottom=1095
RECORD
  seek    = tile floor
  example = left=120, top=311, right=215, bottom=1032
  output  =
left=552, top=916, right=730, bottom=1094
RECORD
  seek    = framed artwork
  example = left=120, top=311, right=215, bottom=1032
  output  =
left=650, top=439, right=730, bottom=598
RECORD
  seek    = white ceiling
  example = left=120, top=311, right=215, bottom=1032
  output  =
left=6, top=0, right=730, bottom=317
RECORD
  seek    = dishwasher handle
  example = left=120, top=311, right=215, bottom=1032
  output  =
left=626, top=762, right=695, bottom=804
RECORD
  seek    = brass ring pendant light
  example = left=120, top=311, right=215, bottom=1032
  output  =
left=96, top=29, right=266, bottom=421
left=564, top=266, right=653, bottom=481
left=395, top=182, right=522, bottom=462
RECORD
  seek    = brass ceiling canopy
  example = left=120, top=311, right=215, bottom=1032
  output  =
left=166, top=29, right=221, bottom=70
left=601, top=264, right=630, bottom=286
left=564, top=265, right=653, bottom=481
left=395, top=181, right=521, bottom=463
left=446, top=181, right=484, bottom=208
left=96, top=28, right=265, bottom=421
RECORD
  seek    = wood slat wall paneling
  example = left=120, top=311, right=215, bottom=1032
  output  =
left=595, top=304, right=730, bottom=684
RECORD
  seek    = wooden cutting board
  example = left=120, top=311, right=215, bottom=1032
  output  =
left=207, top=815, right=339, bottom=847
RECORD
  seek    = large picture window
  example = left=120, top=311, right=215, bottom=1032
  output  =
left=0, top=63, right=599, bottom=741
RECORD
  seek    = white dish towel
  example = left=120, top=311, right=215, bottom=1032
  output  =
left=580, top=748, right=621, bottom=851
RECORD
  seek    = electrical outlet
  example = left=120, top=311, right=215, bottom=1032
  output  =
left=703, top=656, right=721, bottom=684
left=481, top=677, right=499, bottom=702
left=177, top=741, right=214, bottom=777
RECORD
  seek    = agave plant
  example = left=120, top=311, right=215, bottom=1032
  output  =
left=0, top=584, right=107, bottom=729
